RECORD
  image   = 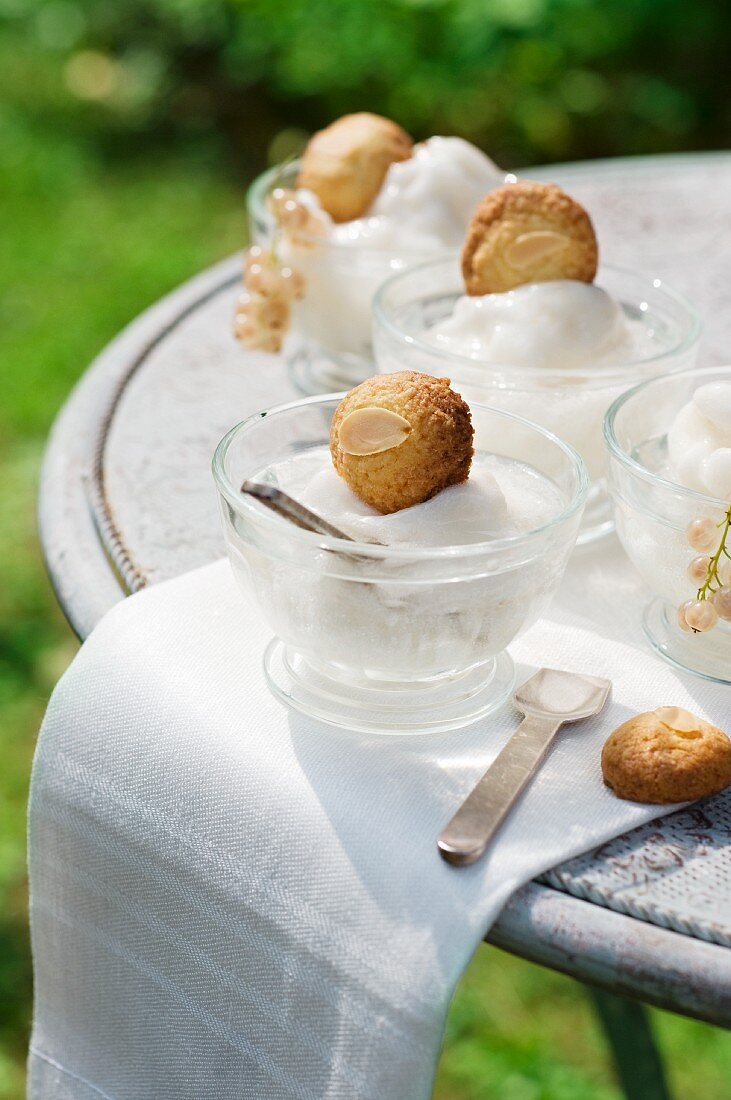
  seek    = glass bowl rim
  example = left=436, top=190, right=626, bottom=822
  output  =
left=212, top=391, right=589, bottom=561
left=603, top=364, right=731, bottom=509
left=372, top=258, right=702, bottom=385
left=246, top=158, right=511, bottom=256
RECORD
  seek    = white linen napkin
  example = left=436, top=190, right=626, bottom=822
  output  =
left=28, top=552, right=729, bottom=1100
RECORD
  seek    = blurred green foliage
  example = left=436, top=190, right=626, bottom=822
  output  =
left=1, top=3, right=731, bottom=1097
left=2, top=0, right=729, bottom=178
left=0, top=21, right=244, bottom=1096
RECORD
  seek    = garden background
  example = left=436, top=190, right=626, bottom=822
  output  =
left=1, top=1, right=730, bottom=1096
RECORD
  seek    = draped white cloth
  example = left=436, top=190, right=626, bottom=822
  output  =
left=28, top=546, right=729, bottom=1099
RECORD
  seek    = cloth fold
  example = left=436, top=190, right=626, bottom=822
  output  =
left=28, top=555, right=728, bottom=1100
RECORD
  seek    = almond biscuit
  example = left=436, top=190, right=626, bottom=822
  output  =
left=601, top=706, right=731, bottom=804
left=461, top=181, right=598, bottom=295
left=297, top=113, right=413, bottom=223
left=330, top=372, right=473, bottom=514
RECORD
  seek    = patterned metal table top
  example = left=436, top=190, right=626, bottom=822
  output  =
left=40, top=154, right=731, bottom=1006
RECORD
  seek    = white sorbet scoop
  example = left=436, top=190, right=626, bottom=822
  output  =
left=668, top=381, right=731, bottom=498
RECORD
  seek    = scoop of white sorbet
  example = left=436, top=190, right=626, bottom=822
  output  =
left=299, top=464, right=510, bottom=546
left=426, top=281, right=639, bottom=370
left=297, top=137, right=504, bottom=251
left=369, top=137, right=505, bottom=246
left=667, top=381, right=731, bottom=498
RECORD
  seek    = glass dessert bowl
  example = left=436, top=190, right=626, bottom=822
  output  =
left=605, top=365, right=731, bottom=684
left=213, top=391, right=588, bottom=735
left=244, top=114, right=506, bottom=393
left=372, top=186, right=700, bottom=545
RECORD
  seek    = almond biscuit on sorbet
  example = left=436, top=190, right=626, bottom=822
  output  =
left=601, top=706, right=731, bottom=804
left=461, top=181, right=598, bottom=295
left=330, top=372, right=474, bottom=514
left=297, top=113, right=413, bottom=224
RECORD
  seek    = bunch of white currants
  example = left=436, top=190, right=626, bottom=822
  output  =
left=234, top=245, right=305, bottom=354
left=268, top=188, right=327, bottom=249
left=678, top=508, right=731, bottom=633
left=234, top=188, right=324, bottom=354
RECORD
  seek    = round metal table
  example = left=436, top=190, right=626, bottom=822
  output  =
left=40, top=154, right=731, bottom=1038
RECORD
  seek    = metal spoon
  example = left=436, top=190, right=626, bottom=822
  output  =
left=241, top=480, right=357, bottom=541
left=438, top=668, right=612, bottom=867
left=240, top=480, right=388, bottom=563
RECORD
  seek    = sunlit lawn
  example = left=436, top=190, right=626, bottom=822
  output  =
left=1, top=26, right=729, bottom=1100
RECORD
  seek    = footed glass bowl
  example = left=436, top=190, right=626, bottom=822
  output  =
left=605, top=365, right=731, bottom=683
left=213, top=395, right=588, bottom=735
left=372, top=259, right=700, bottom=545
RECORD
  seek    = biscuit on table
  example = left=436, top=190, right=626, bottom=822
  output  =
left=330, top=372, right=474, bottom=514
left=601, top=706, right=731, bottom=804
left=297, top=113, right=413, bottom=223
left=461, top=181, right=598, bottom=295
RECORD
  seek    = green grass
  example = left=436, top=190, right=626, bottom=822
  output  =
left=435, top=946, right=731, bottom=1099
left=1, top=24, right=730, bottom=1100
left=0, top=28, right=245, bottom=1097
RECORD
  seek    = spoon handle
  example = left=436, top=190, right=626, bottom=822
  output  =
left=241, top=481, right=355, bottom=541
left=438, top=713, right=563, bottom=867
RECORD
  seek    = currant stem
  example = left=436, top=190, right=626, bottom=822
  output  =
left=697, top=504, right=731, bottom=601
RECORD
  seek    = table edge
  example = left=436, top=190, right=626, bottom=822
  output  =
left=490, top=881, right=731, bottom=1027
left=39, top=254, right=243, bottom=638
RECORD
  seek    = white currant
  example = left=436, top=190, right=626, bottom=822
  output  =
left=269, top=187, right=326, bottom=247
left=677, top=600, right=696, bottom=633
left=687, top=555, right=710, bottom=584
left=279, top=265, right=305, bottom=300
left=686, top=517, right=718, bottom=553
left=713, top=586, right=731, bottom=622
left=234, top=242, right=305, bottom=354
left=683, top=599, right=719, bottom=633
